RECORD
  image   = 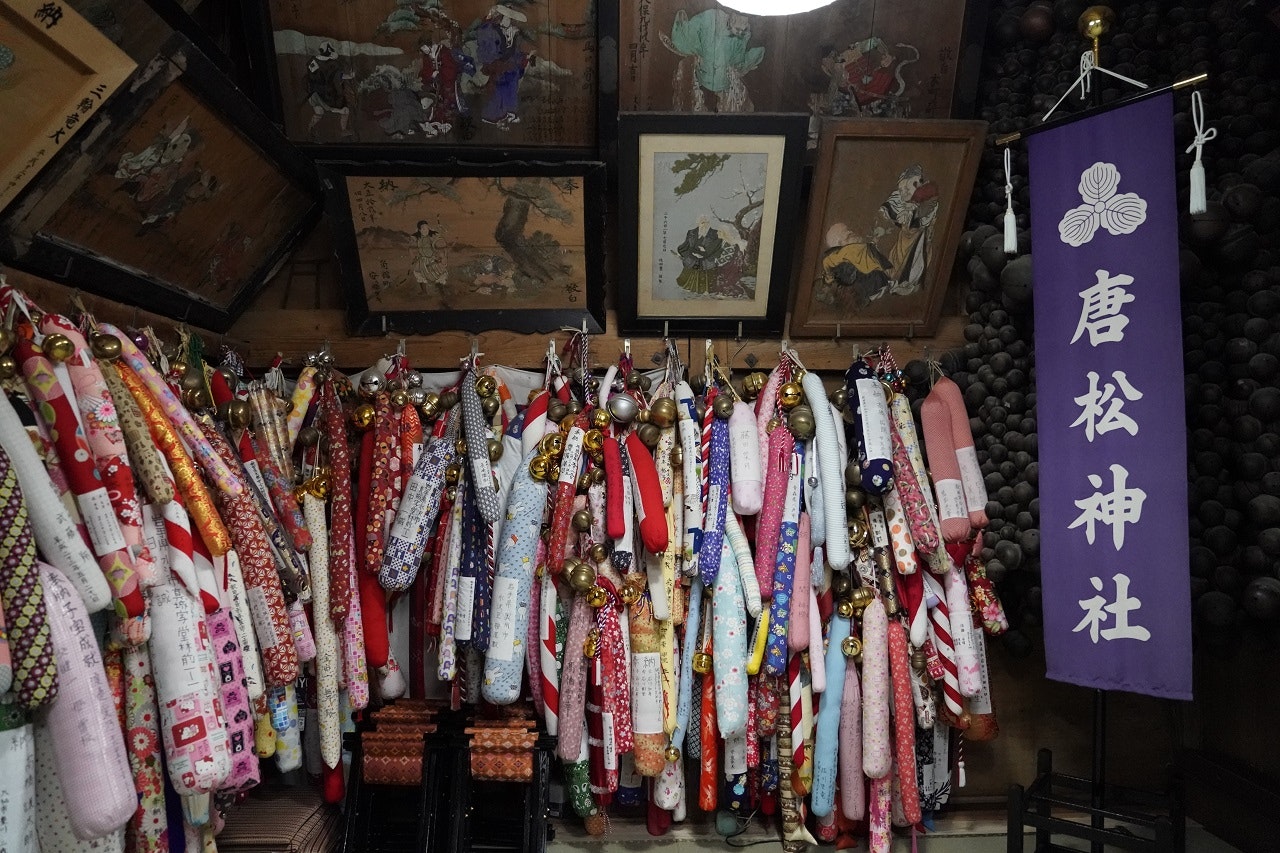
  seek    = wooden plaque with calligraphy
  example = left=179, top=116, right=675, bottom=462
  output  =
left=244, top=0, right=598, bottom=152
left=0, top=0, right=136, bottom=213
left=617, top=0, right=980, bottom=147
left=0, top=31, right=322, bottom=331
left=321, top=158, right=605, bottom=336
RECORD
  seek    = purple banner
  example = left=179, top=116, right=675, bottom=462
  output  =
left=1028, top=92, right=1191, bottom=700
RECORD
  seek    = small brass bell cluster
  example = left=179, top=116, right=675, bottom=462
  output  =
left=0, top=327, right=18, bottom=380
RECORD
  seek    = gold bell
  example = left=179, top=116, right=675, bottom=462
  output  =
left=741, top=371, right=768, bottom=400
left=475, top=374, right=498, bottom=398
left=572, top=509, right=593, bottom=532
left=547, top=461, right=562, bottom=481
left=583, top=629, right=600, bottom=658
left=787, top=405, right=815, bottom=441
left=438, top=390, right=460, bottom=410
left=486, top=438, right=504, bottom=462
left=847, top=516, right=869, bottom=549
left=841, top=636, right=863, bottom=660
left=582, top=428, right=603, bottom=453
left=589, top=467, right=606, bottom=486
left=298, top=425, right=321, bottom=447
left=831, top=572, right=852, bottom=597
left=846, top=487, right=867, bottom=513
left=529, top=455, right=550, bottom=481
left=546, top=400, right=567, bottom=424
left=89, top=332, right=122, bottom=361
left=911, top=649, right=929, bottom=674
left=42, top=333, right=75, bottom=363
left=586, top=585, right=609, bottom=608
left=712, top=394, right=735, bottom=420
left=637, top=423, right=660, bottom=448
left=576, top=471, right=593, bottom=492
left=351, top=403, right=375, bottom=430
left=692, top=651, right=713, bottom=674
left=620, top=583, right=642, bottom=605
left=390, top=389, right=409, bottom=408
left=830, top=387, right=848, bottom=410
left=850, top=586, right=876, bottom=614
left=649, top=397, right=677, bottom=429
left=454, top=438, right=468, bottom=456
left=590, top=407, right=612, bottom=430
left=481, top=395, right=501, bottom=418
left=778, top=381, right=804, bottom=410
left=539, top=433, right=565, bottom=456
left=836, top=599, right=856, bottom=619
left=0, top=354, right=17, bottom=380
left=664, top=745, right=681, bottom=763
left=226, top=399, right=253, bottom=431
left=588, top=542, right=609, bottom=563
left=567, top=560, right=596, bottom=593
left=444, top=463, right=462, bottom=486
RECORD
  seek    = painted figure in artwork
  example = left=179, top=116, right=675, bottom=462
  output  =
left=306, top=40, right=354, bottom=139
left=676, top=214, right=725, bottom=295
left=663, top=8, right=764, bottom=112
left=475, top=4, right=533, bottom=129
left=470, top=254, right=515, bottom=295
left=819, top=37, right=919, bottom=118
left=410, top=219, right=450, bottom=301
left=113, top=117, right=219, bottom=232
left=417, top=34, right=473, bottom=131
left=818, top=221, right=893, bottom=308
left=875, top=163, right=938, bottom=296
left=203, top=223, right=255, bottom=293
left=712, top=223, right=750, bottom=298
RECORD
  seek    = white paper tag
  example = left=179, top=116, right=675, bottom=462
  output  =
left=603, top=711, right=617, bottom=770
left=243, top=459, right=271, bottom=504
left=77, top=486, right=126, bottom=555
left=391, top=474, right=432, bottom=541
left=455, top=576, right=475, bottom=642
left=968, top=631, right=994, bottom=715
left=705, top=484, right=722, bottom=533
left=559, top=427, right=584, bottom=485
left=246, top=585, right=278, bottom=649
left=855, top=378, right=893, bottom=463
left=724, top=734, right=748, bottom=777
left=935, top=479, right=968, bottom=522
left=868, top=509, right=889, bottom=549
left=142, top=503, right=170, bottom=574
left=631, top=652, right=664, bottom=734
left=956, top=446, right=987, bottom=514
left=488, top=576, right=519, bottom=662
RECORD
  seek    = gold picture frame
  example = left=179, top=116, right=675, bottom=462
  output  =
left=0, top=0, right=136, bottom=212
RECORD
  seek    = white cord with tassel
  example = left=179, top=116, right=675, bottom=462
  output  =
left=1186, top=89, right=1216, bottom=215
left=1003, top=147, right=1017, bottom=255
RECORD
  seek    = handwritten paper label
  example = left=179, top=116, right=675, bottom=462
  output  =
left=142, top=503, right=170, bottom=575
left=603, top=711, right=617, bottom=770
left=455, top=576, right=475, bottom=642
left=935, top=479, right=968, bottom=523
left=246, top=585, right=277, bottom=650
left=243, top=459, right=271, bottom=505
left=391, top=474, right=432, bottom=542
left=488, top=576, right=519, bottom=662
left=868, top=509, right=889, bottom=549
left=631, top=652, right=664, bottom=734
left=968, top=632, right=994, bottom=715
left=78, top=486, right=126, bottom=555
left=855, top=378, right=893, bottom=463
left=725, top=734, right=747, bottom=776
left=956, top=446, right=987, bottom=514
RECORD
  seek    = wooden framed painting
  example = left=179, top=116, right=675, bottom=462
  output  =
left=0, top=0, right=136, bottom=212
left=616, top=0, right=982, bottom=145
left=321, top=158, right=606, bottom=336
left=616, top=111, right=806, bottom=337
left=790, top=118, right=986, bottom=338
left=0, top=32, right=323, bottom=331
left=243, top=0, right=598, bottom=152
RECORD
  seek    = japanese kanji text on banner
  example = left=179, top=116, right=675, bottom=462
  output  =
left=1028, top=91, right=1192, bottom=700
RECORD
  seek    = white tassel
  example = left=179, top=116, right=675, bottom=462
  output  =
left=1002, top=147, right=1017, bottom=255
left=1186, top=89, right=1215, bottom=216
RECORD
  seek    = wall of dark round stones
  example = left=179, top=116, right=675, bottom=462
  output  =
left=900, top=0, right=1280, bottom=656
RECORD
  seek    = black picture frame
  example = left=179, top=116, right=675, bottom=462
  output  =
left=319, top=157, right=607, bottom=337
left=615, top=111, right=806, bottom=337
left=0, top=31, right=323, bottom=333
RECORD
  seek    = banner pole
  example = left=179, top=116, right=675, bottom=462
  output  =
left=1092, top=688, right=1107, bottom=853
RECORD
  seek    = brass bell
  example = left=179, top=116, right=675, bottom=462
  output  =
left=454, top=438, right=468, bottom=456
left=438, top=390, right=459, bottom=410
left=649, top=397, right=677, bottom=429
left=420, top=399, right=440, bottom=422
left=787, top=405, right=815, bottom=441
left=620, top=583, right=642, bottom=605
left=583, top=630, right=600, bottom=658
left=218, top=365, right=239, bottom=390
left=475, top=374, right=498, bottom=398
left=830, top=387, right=848, bottom=410
left=226, top=399, right=253, bottom=430
left=831, top=572, right=852, bottom=597
left=390, top=389, right=409, bottom=408
left=670, top=444, right=683, bottom=467
left=847, top=516, right=869, bottom=549
left=567, top=559, right=596, bottom=592
left=298, top=425, right=320, bottom=447
left=589, top=467, right=606, bottom=486
left=637, top=408, right=651, bottom=424
left=548, top=461, right=562, bottom=481
left=741, top=371, right=768, bottom=400
left=351, top=403, right=375, bottom=430
left=588, top=542, right=609, bottom=563
left=712, top=394, right=735, bottom=420
left=607, top=392, right=639, bottom=424
left=850, top=586, right=876, bottom=614
left=0, top=327, right=14, bottom=355
left=582, top=429, right=604, bottom=453
left=566, top=399, right=583, bottom=415
left=637, top=423, right=660, bottom=448
left=778, top=381, right=804, bottom=410
left=41, top=333, right=75, bottom=363
left=529, top=455, right=550, bottom=480
left=180, top=367, right=206, bottom=393
left=586, top=585, right=609, bottom=608
left=845, top=460, right=861, bottom=484
left=836, top=599, right=856, bottom=619
left=576, top=471, right=593, bottom=492
left=89, top=332, right=121, bottom=361
left=486, top=438, right=503, bottom=462
left=841, top=636, right=863, bottom=660
left=692, top=651, right=713, bottom=674
left=911, top=649, right=929, bottom=674
left=0, top=354, right=17, bottom=380
left=559, top=413, right=579, bottom=432
left=664, top=745, right=681, bottom=764
left=183, top=388, right=210, bottom=411
left=572, top=509, right=593, bottom=532
left=386, top=378, right=404, bottom=393
left=846, top=487, right=867, bottom=513
left=625, top=371, right=642, bottom=390
left=444, top=463, right=462, bottom=486
left=481, top=395, right=501, bottom=418
left=766, top=416, right=781, bottom=434
left=546, top=400, right=567, bottom=424
left=590, top=407, right=612, bottom=430
left=539, top=433, right=565, bottom=456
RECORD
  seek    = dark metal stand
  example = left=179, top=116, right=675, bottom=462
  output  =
left=1007, top=690, right=1185, bottom=852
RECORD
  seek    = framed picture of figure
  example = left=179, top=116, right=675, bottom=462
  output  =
left=321, top=158, right=606, bottom=336
left=242, top=0, right=599, bottom=153
left=790, top=118, right=985, bottom=338
left=616, top=0, right=984, bottom=148
left=616, top=112, right=806, bottom=337
left=0, top=32, right=322, bottom=331
left=0, top=0, right=136, bottom=213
